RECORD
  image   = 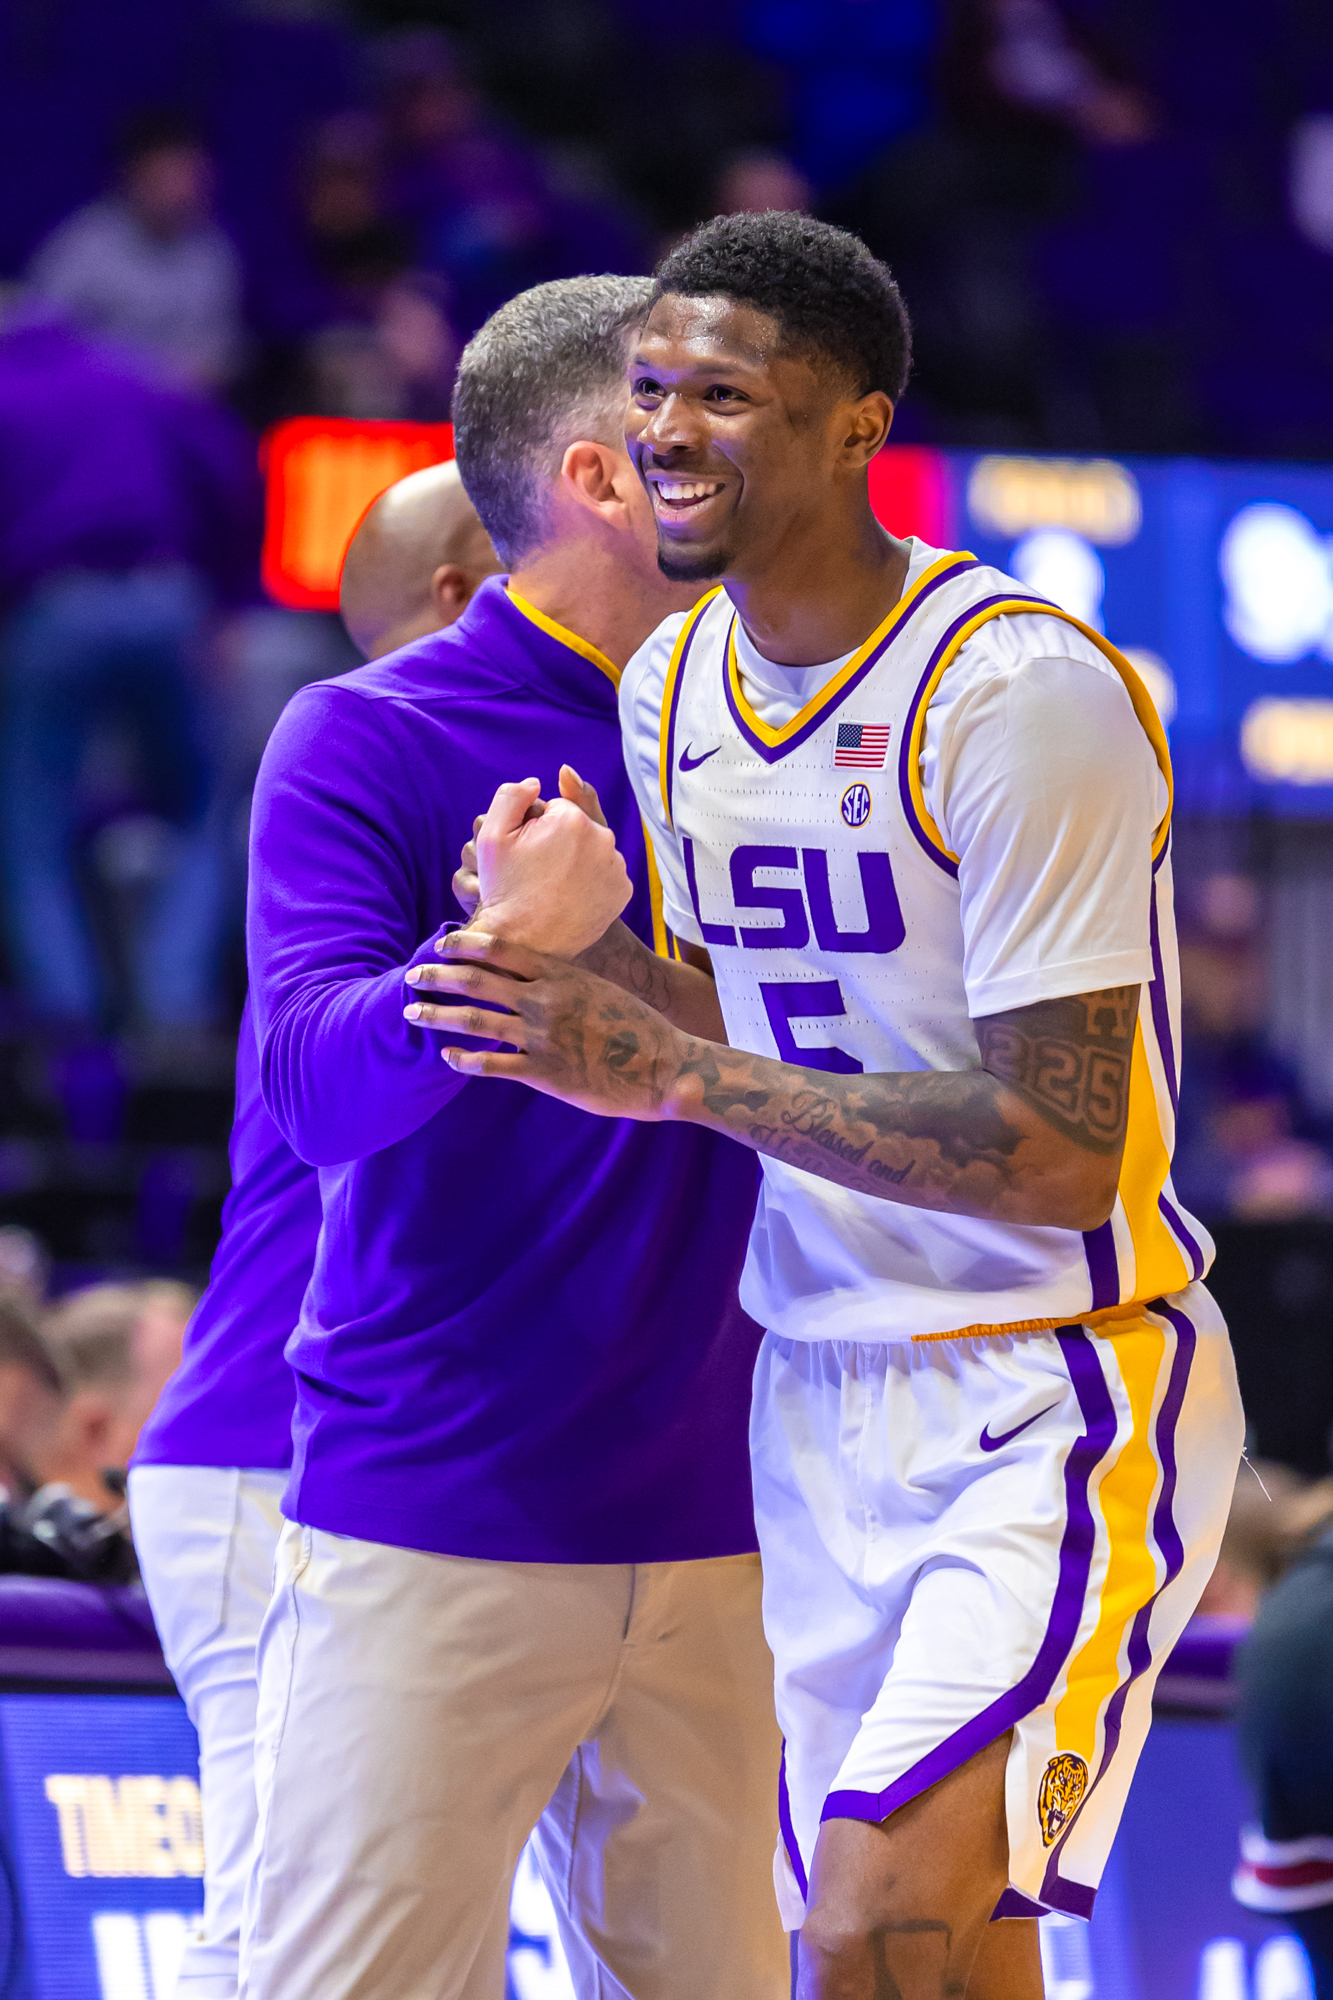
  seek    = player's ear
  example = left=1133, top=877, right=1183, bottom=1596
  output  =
left=841, top=391, right=894, bottom=468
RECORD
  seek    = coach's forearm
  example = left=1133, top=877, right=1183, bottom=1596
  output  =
left=255, top=966, right=470, bottom=1165
left=578, top=920, right=728, bottom=1041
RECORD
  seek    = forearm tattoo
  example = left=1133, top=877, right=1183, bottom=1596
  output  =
left=578, top=921, right=721, bottom=1038
left=672, top=1044, right=1015, bottom=1211
left=975, top=987, right=1137, bottom=1155
left=661, top=984, right=1138, bottom=1222
left=578, top=922, right=674, bottom=1014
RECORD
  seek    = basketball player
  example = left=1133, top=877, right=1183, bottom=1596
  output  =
left=411, top=215, right=1245, bottom=1999
left=128, top=460, right=499, bottom=2000
left=237, top=278, right=786, bottom=2000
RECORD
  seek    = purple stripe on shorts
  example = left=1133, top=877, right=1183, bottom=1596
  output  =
left=1081, top=1221, right=1120, bottom=1311
left=1038, top=1300, right=1197, bottom=1913
left=992, top=1888, right=1046, bottom=1920
left=1159, top=1191, right=1206, bottom=1283
left=778, top=1742, right=809, bottom=1902
left=1147, top=1301, right=1196, bottom=1584
left=822, top=1327, right=1117, bottom=1831
left=1147, top=881, right=1179, bottom=1116
left=1042, top=1878, right=1097, bottom=1920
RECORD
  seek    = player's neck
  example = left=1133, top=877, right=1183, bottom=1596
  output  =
left=509, top=535, right=697, bottom=672
left=725, top=512, right=912, bottom=670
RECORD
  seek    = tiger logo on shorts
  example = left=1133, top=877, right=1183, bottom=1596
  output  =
left=1037, top=1752, right=1089, bottom=1846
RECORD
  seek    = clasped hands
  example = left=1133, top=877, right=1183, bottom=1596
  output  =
left=402, top=767, right=684, bottom=1117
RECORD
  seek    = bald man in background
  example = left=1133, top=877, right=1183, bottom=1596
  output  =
left=341, top=459, right=499, bottom=658
left=129, top=466, right=498, bottom=2000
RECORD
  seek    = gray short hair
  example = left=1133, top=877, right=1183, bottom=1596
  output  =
left=451, top=275, right=653, bottom=568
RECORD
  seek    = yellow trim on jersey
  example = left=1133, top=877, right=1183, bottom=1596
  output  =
left=641, top=822, right=670, bottom=960
left=904, top=603, right=1175, bottom=870
left=1118, top=1025, right=1193, bottom=1301
left=505, top=586, right=621, bottom=687
left=658, top=588, right=723, bottom=826
left=724, top=551, right=972, bottom=752
left=1053, top=1318, right=1169, bottom=1763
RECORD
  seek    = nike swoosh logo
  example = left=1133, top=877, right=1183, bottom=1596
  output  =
left=979, top=1403, right=1059, bottom=1453
left=679, top=743, right=720, bottom=771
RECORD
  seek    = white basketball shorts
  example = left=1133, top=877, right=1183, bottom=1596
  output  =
left=750, top=1282, right=1243, bottom=1927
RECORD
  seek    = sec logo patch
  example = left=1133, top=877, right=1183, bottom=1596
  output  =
left=840, top=782, right=872, bottom=828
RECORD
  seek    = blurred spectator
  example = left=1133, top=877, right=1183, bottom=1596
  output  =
left=1232, top=1478, right=1333, bottom=1995
left=298, top=112, right=410, bottom=316
left=0, top=1290, right=63, bottom=1500
left=376, top=29, right=647, bottom=344
left=25, top=110, right=244, bottom=392
left=132, top=1280, right=196, bottom=1421
left=1292, top=116, right=1333, bottom=255
left=306, top=271, right=458, bottom=420
left=1210, top=1065, right=1333, bottom=1223
left=839, top=0, right=1170, bottom=446
left=0, top=316, right=262, bottom=1045
left=38, top=1280, right=194, bottom=1511
left=1173, top=874, right=1333, bottom=1220
left=262, top=111, right=410, bottom=366
left=0, top=1225, right=51, bottom=1310
left=972, top=0, right=1155, bottom=148
left=741, top=0, right=937, bottom=193
left=255, top=109, right=463, bottom=423
left=377, top=27, right=487, bottom=244
left=712, top=148, right=812, bottom=217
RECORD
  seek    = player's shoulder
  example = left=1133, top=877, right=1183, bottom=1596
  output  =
left=942, top=559, right=1125, bottom=701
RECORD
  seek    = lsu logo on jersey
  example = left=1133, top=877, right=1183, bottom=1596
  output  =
left=682, top=839, right=905, bottom=957
left=1037, top=1752, right=1089, bottom=1846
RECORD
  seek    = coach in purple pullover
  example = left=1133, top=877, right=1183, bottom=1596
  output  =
left=129, top=462, right=501, bottom=2000
left=238, top=280, right=784, bottom=2000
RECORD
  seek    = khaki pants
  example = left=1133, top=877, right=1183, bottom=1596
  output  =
left=238, top=1523, right=788, bottom=2000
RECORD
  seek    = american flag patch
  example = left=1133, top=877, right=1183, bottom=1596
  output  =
left=834, top=722, right=891, bottom=769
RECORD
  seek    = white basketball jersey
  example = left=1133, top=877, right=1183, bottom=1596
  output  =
left=628, top=544, right=1212, bottom=1344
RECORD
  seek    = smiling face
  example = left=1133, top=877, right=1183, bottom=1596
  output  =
left=626, top=294, right=890, bottom=585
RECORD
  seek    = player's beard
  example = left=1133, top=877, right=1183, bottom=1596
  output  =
left=657, top=541, right=731, bottom=583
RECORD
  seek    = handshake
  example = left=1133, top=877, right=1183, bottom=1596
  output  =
left=399, top=762, right=725, bottom=1122
left=448, top=765, right=633, bottom=960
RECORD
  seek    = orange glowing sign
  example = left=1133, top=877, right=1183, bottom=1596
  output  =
left=260, top=417, right=455, bottom=611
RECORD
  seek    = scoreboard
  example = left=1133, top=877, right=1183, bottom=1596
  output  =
left=877, top=447, right=1333, bottom=817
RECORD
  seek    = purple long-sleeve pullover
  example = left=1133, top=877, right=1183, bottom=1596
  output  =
left=244, top=578, right=762, bottom=1563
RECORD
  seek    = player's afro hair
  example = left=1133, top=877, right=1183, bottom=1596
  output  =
left=653, top=211, right=912, bottom=403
